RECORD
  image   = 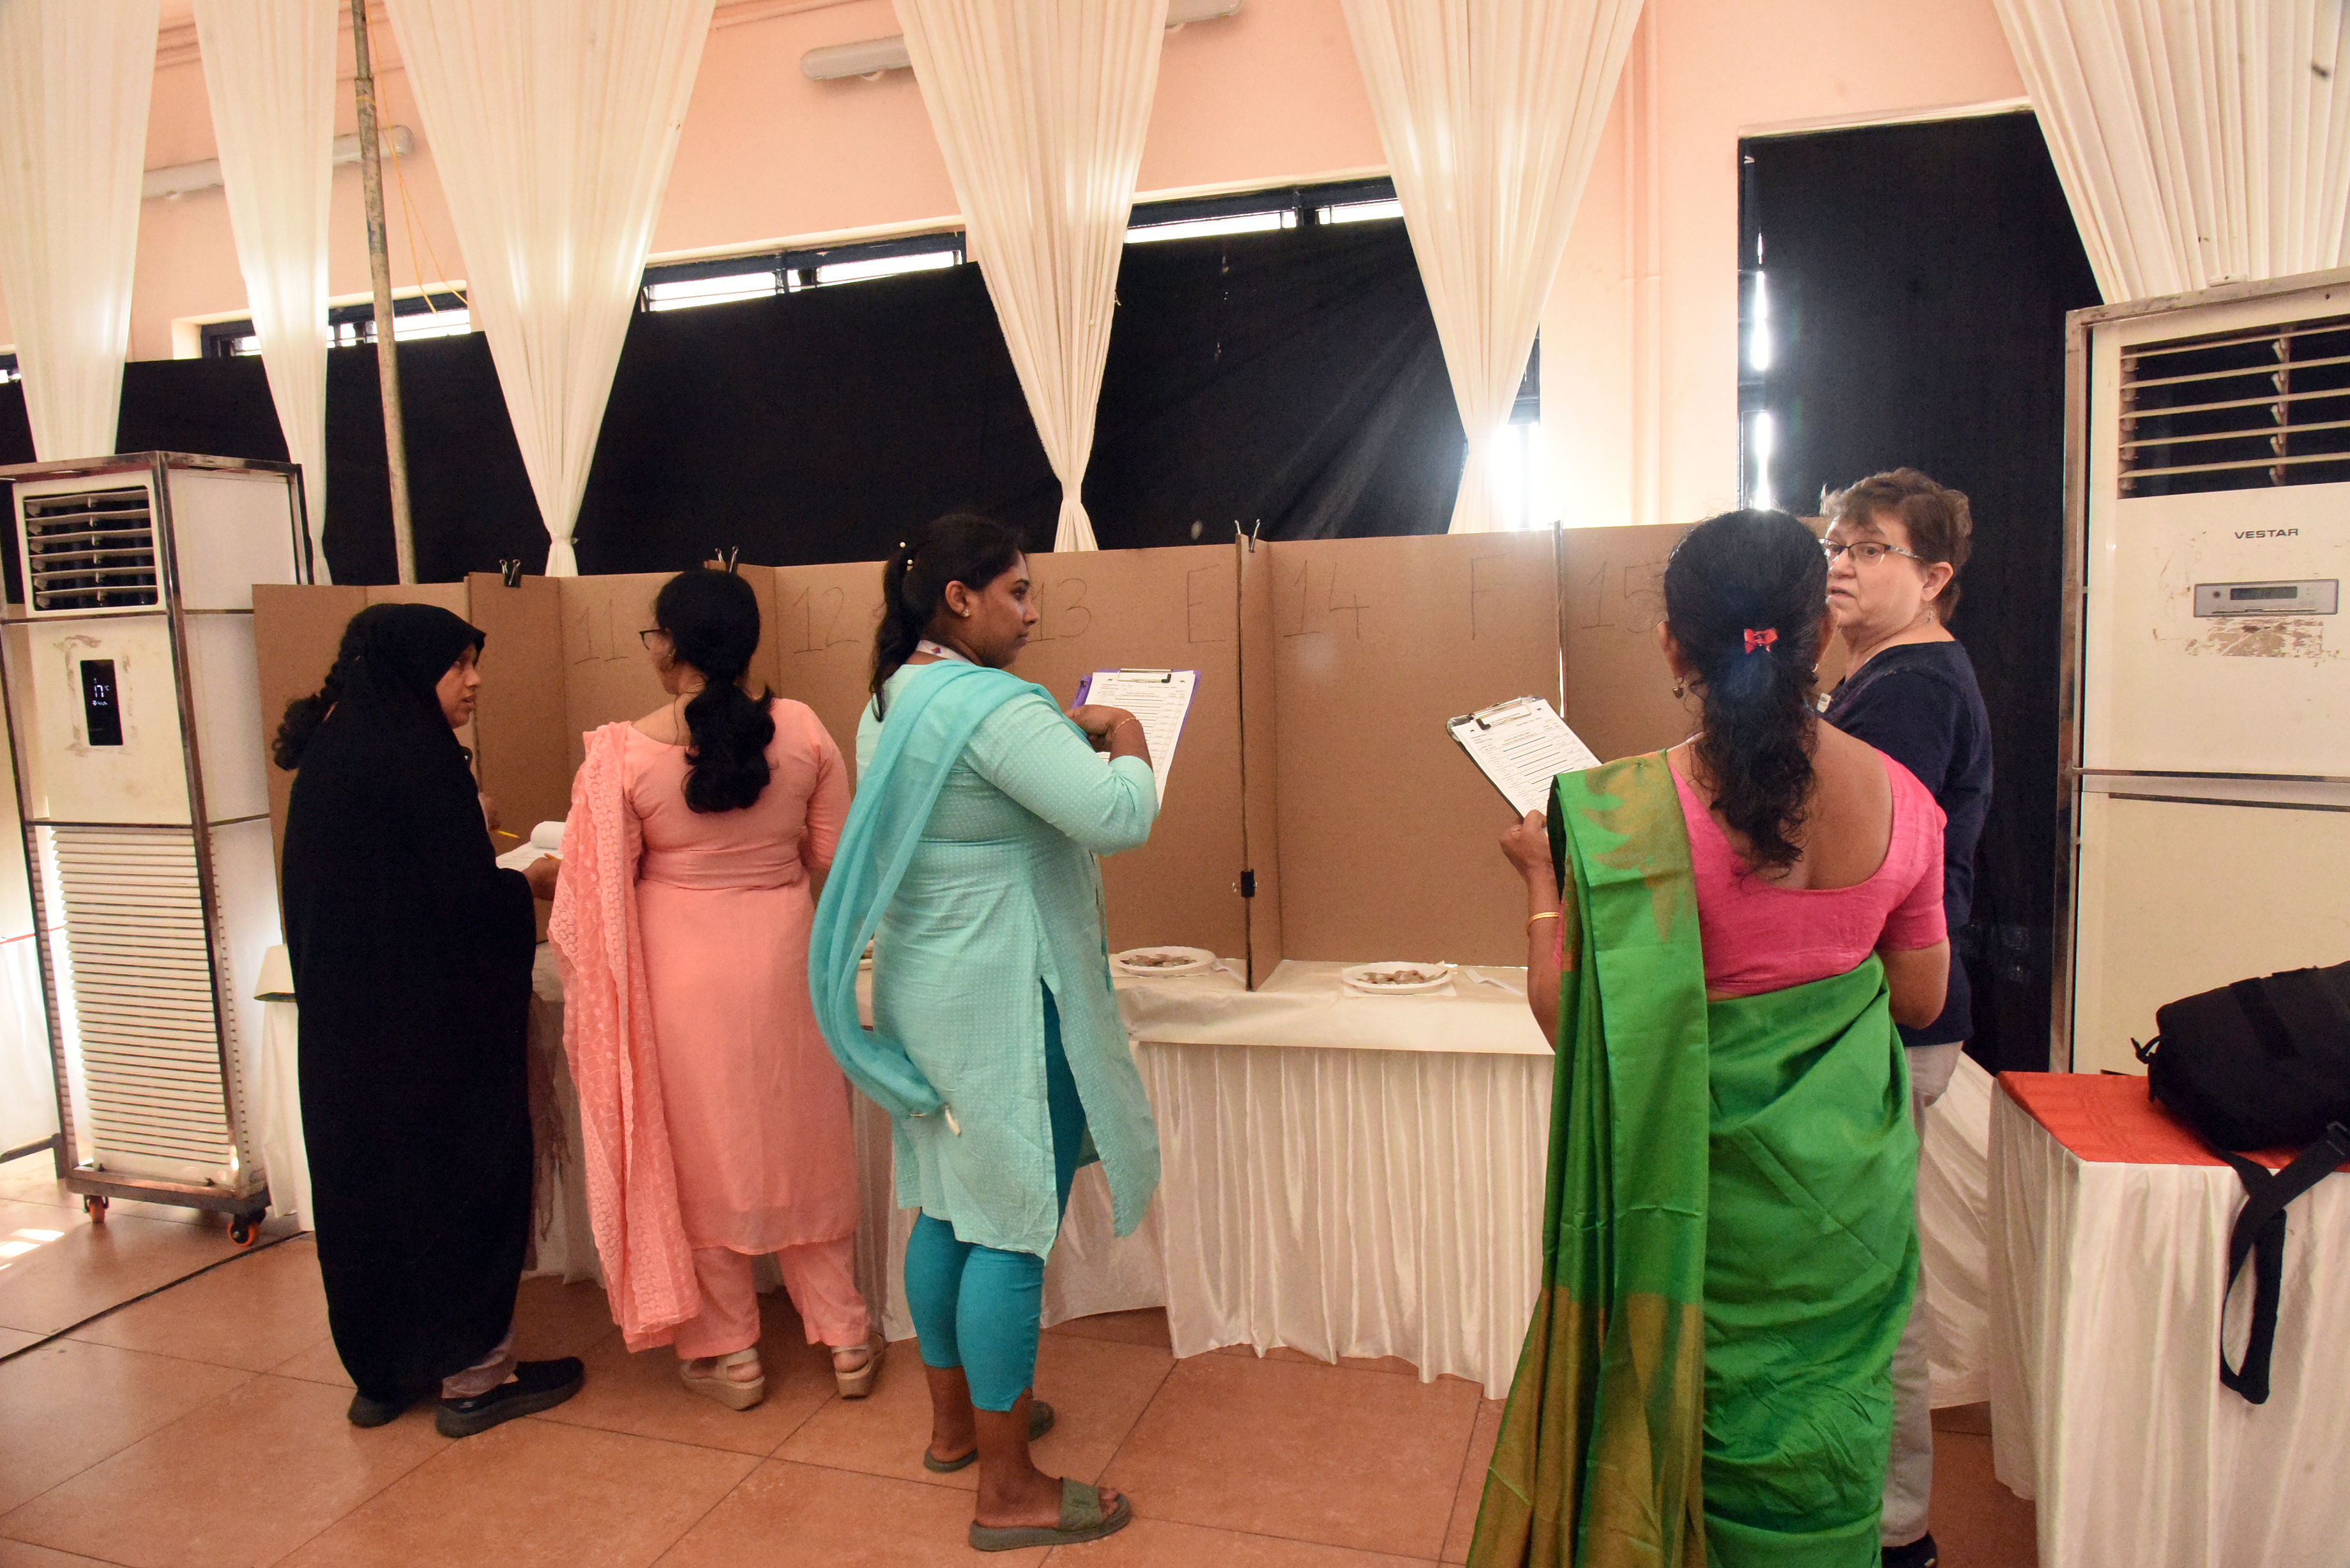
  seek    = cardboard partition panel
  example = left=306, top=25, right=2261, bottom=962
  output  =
left=1558, top=524, right=1692, bottom=764
left=464, top=574, right=571, bottom=836
left=551, top=569, right=784, bottom=771
left=1013, top=545, right=1247, bottom=962
left=1262, top=531, right=1562, bottom=967
left=1236, top=538, right=1284, bottom=986
left=766, top=559, right=888, bottom=778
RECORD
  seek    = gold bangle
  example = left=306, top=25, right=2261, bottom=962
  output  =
left=1526, top=910, right=1562, bottom=932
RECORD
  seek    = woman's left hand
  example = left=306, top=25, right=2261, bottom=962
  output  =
left=1500, top=810, right=1551, bottom=882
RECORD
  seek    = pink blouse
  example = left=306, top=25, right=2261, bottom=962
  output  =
left=1671, top=751, right=1946, bottom=998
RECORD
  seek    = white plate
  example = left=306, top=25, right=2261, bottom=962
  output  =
left=1340, top=961, right=1455, bottom=996
left=1113, top=945, right=1218, bottom=977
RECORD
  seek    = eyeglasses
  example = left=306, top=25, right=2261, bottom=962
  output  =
left=637, top=628, right=667, bottom=648
left=1821, top=539, right=1927, bottom=568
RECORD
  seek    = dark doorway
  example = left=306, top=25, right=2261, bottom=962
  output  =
left=1739, top=110, right=2102, bottom=1076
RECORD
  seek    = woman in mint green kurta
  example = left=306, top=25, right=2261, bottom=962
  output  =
left=1469, top=511, right=1948, bottom=1568
left=811, top=514, right=1156, bottom=1553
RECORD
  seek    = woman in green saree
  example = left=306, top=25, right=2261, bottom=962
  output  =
left=1469, top=509, right=1952, bottom=1568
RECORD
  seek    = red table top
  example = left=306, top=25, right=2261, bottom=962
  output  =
left=1998, top=1072, right=2342, bottom=1172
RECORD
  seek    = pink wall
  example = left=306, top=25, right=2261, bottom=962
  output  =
left=1543, top=0, right=2027, bottom=529
left=0, top=0, right=2030, bottom=532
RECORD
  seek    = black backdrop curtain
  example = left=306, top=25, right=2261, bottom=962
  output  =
left=1741, top=112, right=2102, bottom=1076
left=0, top=220, right=1463, bottom=582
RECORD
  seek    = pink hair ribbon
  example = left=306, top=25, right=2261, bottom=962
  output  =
left=1743, top=627, right=1778, bottom=654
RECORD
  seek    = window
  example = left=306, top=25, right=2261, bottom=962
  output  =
left=1494, top=335, right=1546, bottom=531
left=633, top=179, right=1406, bottom=316
left=1125, top=178, right=1399, bottom=245
left=199, top=289, right=470, bottom=358
left=1736, top=153, right=1775, bottom=511
left=641, top=231, right=969, bottom=312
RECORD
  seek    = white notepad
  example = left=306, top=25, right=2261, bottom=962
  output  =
left=1075, top=668, right=1197, bottom=806
left=1446, top=696, right=1602, bottom=817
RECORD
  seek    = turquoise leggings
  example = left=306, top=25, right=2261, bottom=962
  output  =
left=902, top=988, right=1086, bottom=1412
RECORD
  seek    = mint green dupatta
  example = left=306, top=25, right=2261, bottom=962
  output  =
left=1469, top=755, right=1917, bottom=1568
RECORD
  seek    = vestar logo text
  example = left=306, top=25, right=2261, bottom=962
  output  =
left=2234, top=529, right=2301, bottom=539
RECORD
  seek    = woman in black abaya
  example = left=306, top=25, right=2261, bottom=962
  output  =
left=278, top=603, right=580, bottom=1436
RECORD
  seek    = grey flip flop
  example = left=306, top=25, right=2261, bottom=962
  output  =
left=921, top=1399, right=1055, bottom=1473
left=967, top=1477, right=1133, bottom=1553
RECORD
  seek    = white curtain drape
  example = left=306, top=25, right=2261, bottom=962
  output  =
left=1342, top=0, right=1644, bottom=534
left=0, top=0, right=162, bottom=459
left=1994, top=0, right=2350, bottom=302
left=894, top=0, right=1169, bottom=553
left=195, top=0, right=338, bottom=581
left=381, top=0, right=716, bottom=576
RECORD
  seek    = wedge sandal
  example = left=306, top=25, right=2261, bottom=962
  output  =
left=921, top=1399, right=1056, bottom=1473
left=831, top=1334, right=886, bottom=1399
left=679, top=1347, right=765, bottom=1410
left=968, top=1477, right=1132, bottom=1552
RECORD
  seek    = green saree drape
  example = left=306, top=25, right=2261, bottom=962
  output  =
left=1469, top=753, right=1918, bottom=1568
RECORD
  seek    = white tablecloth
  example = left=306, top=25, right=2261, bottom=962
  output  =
left=1987, top=1082, right=2350, bottom=1568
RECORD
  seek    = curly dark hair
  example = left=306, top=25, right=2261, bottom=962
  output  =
left=1664, top=509, right=1829, bottom=871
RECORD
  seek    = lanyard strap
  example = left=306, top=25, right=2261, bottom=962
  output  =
left=914, top=638, right=971, bottom=664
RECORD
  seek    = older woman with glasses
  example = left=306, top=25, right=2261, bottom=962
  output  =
left=1819, top=467, right=1992, bottom=1568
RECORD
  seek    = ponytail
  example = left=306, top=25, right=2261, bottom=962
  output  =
left=652, top=569, right=775, bottom=813
left=870, top=512, right=1025, bottom=716
left=273, top=615, right=372, bottom=769
left=1662, top=509, right=1828, bottom=872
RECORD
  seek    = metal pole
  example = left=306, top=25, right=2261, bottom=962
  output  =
left=350, top=0, right=416, bottom=584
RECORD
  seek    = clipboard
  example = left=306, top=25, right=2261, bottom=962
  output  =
left=1446, top=695, right=1602, bottom=817
left=1073, top=668, right=1196, bottom=806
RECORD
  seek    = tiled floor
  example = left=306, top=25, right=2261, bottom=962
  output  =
left=0, top=1170, right=2042, bottom=1567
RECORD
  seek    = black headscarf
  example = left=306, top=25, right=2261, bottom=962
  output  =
left=282, top=603, right=538, bottom=1401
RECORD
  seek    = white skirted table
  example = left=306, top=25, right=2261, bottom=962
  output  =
left=252, top=947, right=1554, bottom=1394
left=1987, top=1073, right=2350, bottom=1568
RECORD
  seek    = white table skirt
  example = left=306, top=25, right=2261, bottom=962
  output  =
left=1987, top=1085, right=2350, bottom=1568
left=251, top=947, right=1554, bottom=1391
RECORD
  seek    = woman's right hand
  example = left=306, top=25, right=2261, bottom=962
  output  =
left=1501, top=810, right=1552, bottom=882
left=1066, top=704, right=1137, bottom=745
left=523, top=855, right=561, bottom=901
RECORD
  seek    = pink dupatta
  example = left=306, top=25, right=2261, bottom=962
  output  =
left=549, top=724, right=697, bottom=1349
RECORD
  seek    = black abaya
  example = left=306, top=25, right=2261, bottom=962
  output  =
left=282, top=605, right=538, bottom=1401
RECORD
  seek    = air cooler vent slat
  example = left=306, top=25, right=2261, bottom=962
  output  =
left=2119, top=313, right=2350, bottom=497
left=20, top=485, right=160, bottom=612
left=48, top=827, right=239, bottom=1178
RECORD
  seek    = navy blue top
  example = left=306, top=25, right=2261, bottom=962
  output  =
left=1823, top=640, right=1992, bottom=1047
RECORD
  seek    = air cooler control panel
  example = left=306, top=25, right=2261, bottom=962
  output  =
left=2193, top=579, right=2340, bottom=617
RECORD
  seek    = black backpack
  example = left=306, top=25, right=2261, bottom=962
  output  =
left=2135, top=961, right=2350, bottom=1405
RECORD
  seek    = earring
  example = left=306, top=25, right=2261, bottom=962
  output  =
left=1672, top=681, right=1687, bottom=700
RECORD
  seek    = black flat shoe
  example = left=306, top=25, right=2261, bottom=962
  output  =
left=435, top=1357, right=586, bottom=1438
left=1883, top=1533, right=1939, bottom=1568
left=347, top=1391, right=416, bottom=1428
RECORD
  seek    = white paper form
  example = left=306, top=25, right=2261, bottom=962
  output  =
left=1075, top=668, right=1197, bottom=805
left=1447, top=696, right=1602, bottom=817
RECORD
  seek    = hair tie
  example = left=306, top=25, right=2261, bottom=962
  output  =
left=1743, top=627, right=1778, bottom=654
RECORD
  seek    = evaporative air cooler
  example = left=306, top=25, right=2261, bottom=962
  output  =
left=2057, top=268, right=2350, bottom=1074
left=0, top=453, right=308, bottom=1239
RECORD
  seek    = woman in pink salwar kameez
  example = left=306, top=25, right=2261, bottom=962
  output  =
left=554, top=568, right=879, bottom=1412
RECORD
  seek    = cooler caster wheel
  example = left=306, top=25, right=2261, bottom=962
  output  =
left=229, top=1217, right=261, bottom=1248
left=83, top=1195, right=109, bottom=1222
